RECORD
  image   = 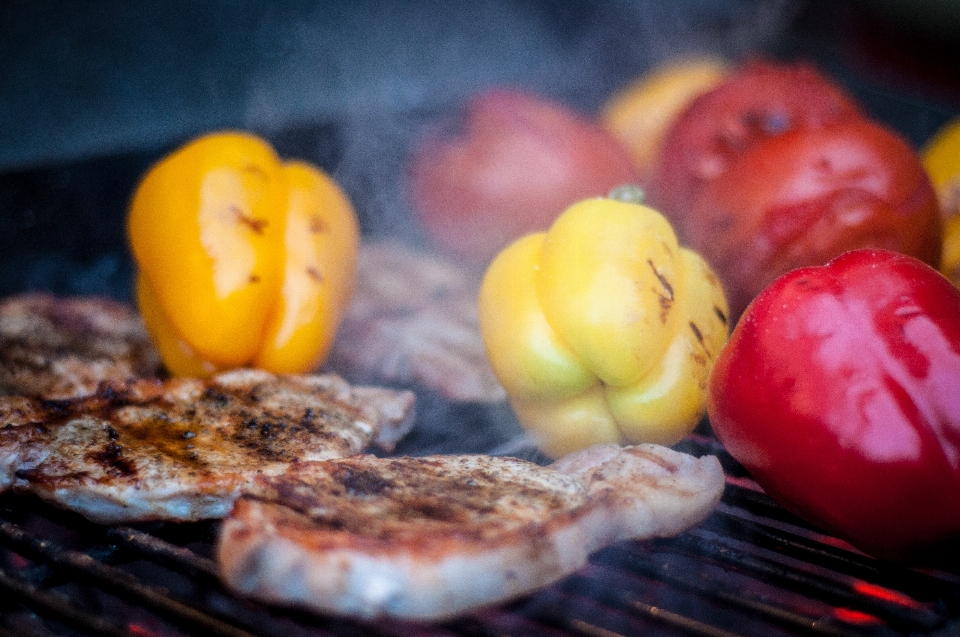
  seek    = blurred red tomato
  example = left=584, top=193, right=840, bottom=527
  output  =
left=653, top=60, right=941, bottom=320
left=407, top=87, right=640, bottom=265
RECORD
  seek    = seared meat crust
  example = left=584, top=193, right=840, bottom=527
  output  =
left=327, top=240, right=506, bottom=403
left=217, top=443, right=724, bottom=620
left=0, top=369, right=414, bottom=523
left=0, top=293, right=164, bottom=399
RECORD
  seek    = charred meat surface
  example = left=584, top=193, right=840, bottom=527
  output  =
left=0, top=293, right=164, bottom=399
left=217, top=443, right=724, bottom=621
left=0, top=368, right=415, bottom=523
left=327, top=240, right=506, bottom=403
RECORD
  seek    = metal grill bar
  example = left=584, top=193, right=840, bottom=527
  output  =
left=0, top=518, right=258, bottom=637
left=589, top=551, right=879, bottom=637
left=0, top=566, right=130, bottom=637
left=105, top=526, right=220, bottom=581
left=3, top=483, right=960, bottom=637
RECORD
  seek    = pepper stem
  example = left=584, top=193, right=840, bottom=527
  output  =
left=608, top=184, right=645, bottom=205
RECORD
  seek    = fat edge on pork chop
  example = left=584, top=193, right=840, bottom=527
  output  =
left=217, top=443, right=725, bottom=621
left=0, top=368, right=415, bottom=524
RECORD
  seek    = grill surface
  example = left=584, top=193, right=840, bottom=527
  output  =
left=3, top=2, right=960, bottom=636
left=3, top=428, right=960, bottom=637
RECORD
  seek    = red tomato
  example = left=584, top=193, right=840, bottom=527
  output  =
left=407, top=87, right=640, bottom=265
left=709, top=249, right=960, bottom=562
left=654, top=60, right=941, bottom=320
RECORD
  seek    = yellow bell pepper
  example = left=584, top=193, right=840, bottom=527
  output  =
left=478, top=189, right=729, bottom=457
left=127, top=131, right=360, bottom=377
left=922, top=117, right=960, bottom=285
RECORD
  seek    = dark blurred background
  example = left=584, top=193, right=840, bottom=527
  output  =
left=1, top=0, right=958, bottom=301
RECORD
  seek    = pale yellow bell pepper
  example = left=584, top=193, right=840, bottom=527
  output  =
left=478, top=190, right=729, bottom=457
left=127, top=131, right=359, bottom=377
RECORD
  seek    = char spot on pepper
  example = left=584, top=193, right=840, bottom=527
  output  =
left=647, top=259, right=675, bottom=301
left=309, top=216, right=329, bottom=234
left=306, top=267, right=323, bottom=283
left=230, top=205, right=268, bottom=235
left=249, top=275, right=260, bottom=284
left=243, top=163, right=270, bottom=181
left=714, top=305, right=728, bottom=325
left=690, top=321, right=705, bottom=345
left=648, top=260, right=674, bottom=323
left=690, top=321, right=712, bottom=363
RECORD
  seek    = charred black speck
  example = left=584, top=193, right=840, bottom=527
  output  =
left=689, top=321, right=712, bottom=363
left=714, top=305, right=728, bottom=325
left=335, top=466, right=392, bottom=497
left=39, top=398, right=74, bottom=418
left=648, top=259, right=675, bottom=323
left=647, top=259, right=674, bottom=301
left=89, top=440, right=136, bottom=477
left=106, top=425, right=119, bottom=440
left=202, top=387, right=232, bottom=408
left=689, top=321, right=705, bottom=346
left=97, top=384, right=120, bottom=403
left=261, top=420, right=283, bottom=437
left=301, top=408, right=315, bottom=427
left=230, top=204, right=269, bottom=235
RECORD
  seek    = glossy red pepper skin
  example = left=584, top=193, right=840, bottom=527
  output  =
left=708, top=249, right=960, bottom=562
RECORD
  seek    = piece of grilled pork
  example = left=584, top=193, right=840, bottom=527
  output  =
left=0, top=369, right=414, bottom=524
left=327, top=240, right=506, bottom=403
left=217, top=443, right=724, bottom=621
left=0, top=293, right=164, bottom=399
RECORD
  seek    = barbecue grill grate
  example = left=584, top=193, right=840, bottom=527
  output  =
left=3, top=433, right=959, bottom=637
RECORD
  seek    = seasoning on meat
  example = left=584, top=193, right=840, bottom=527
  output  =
left=0, top=293, right=164, bottom=399
left=0, top=368, right=414, bottom=524
left=217, top=443, right=724, bottom=620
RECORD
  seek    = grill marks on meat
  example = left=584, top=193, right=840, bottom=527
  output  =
left=217, top=443, right=724, bottom=620
left=0, top=369, right=415, bottom=523
left=327, top=240, right=506, bottom=403
left=0, top=293, right=164, bottom=399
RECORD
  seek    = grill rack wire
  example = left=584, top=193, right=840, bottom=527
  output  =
left=2, top=433, right=959, bottom=637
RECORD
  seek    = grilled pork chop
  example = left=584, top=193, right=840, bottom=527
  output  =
left=327, top=240, right=506, bottom=403
left=0, top=293, right=164, bottom=399
left=217, top=443, right=724, bottom=621
left=0, top=369, right=414, bottom=524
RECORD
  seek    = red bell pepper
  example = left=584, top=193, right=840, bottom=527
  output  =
left=708, top=248, right=960, bottom=562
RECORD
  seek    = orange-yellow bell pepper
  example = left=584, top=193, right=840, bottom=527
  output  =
left=478, top=189, right=729, bottom=457
left=127, top=131, right=359, bottom=377
left=922, top=117, right=960, bottom=285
